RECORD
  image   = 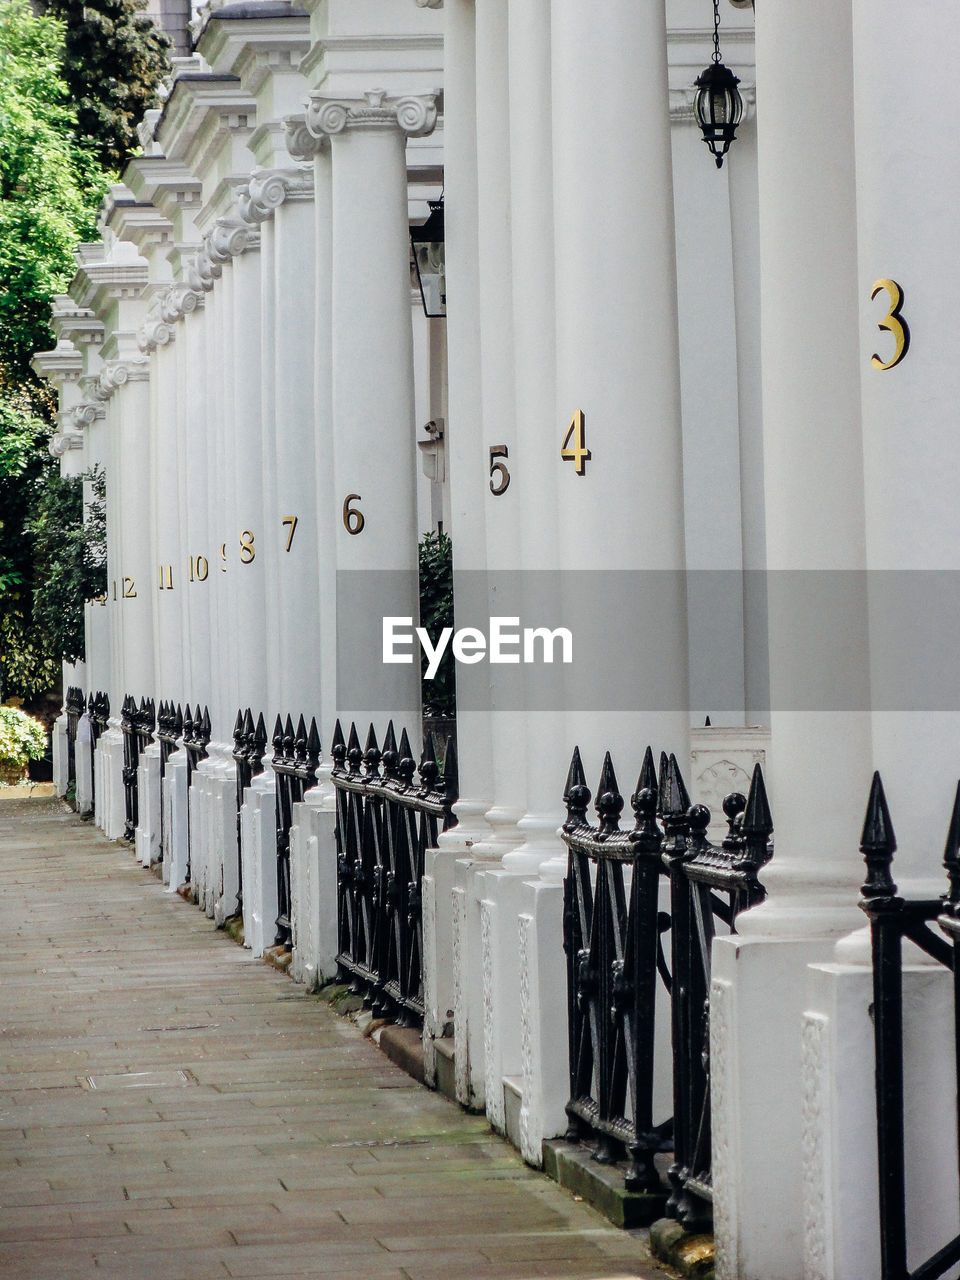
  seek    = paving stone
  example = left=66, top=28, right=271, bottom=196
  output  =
left=0, top=799, right=670, bottom=1279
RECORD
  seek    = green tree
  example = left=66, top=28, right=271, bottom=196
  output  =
left=39, top=0, right=170, bottom=173
left=0, top=0, right=105, bottom=386
left=0, top=0, right=110, bottom=697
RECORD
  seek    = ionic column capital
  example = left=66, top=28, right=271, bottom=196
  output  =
left=237, top=168, right=314, bottom=226
left=306, top=89, right=438, bottom=141
left=138, top=313, right=175, bottom=354
left=284, top=114, right=324, bottom=163
left=48, top=431, right=84, bottom=457
left=209, top=216, right=260, bottom=261
left=67, top=400, right=105, bottom=428
left=96, top=357, right=150, bottom=400
left=160, top=282, right=204, bottom=325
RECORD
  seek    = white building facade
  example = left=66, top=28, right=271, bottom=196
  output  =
left=35, top=3, right=960, bottom=1278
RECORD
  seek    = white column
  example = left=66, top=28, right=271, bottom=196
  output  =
left=421, top=0, right=496, bottom=1095
left=711, top=6, right=872, bottom=1278
left=524, top=0, right=690, bottom=1168
left=306, top=89, right=436, bottom=735
left=799, top=11, right=960, bottom=1280
left=853, top=3, right=960, bottom=876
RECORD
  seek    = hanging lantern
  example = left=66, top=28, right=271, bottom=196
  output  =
left=694, top=0, right=743, bottom=168
left=410, top=199, right=446, bottom=318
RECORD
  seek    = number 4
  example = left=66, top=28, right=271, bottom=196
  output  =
left=561, top=410, right=591, bottom=476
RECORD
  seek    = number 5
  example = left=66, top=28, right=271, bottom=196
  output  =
left=489, top=445, right=510, bottom=496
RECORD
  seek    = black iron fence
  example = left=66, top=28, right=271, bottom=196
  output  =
left=231, top=708, right=267, bottom=920
left=272, top=713, right=321, bottom=949
left=561, top=745, right=772, bottom=1227
left=860, top=774, right=960, bottom=1280
left=120, top=696, right=155, bottom=842
left=332, top=720, right=458, bottom=1025
left=88, top=690, right=109, bottom=816
left=65, top=685, right=85, bottom=794
left=156, top=701, right=182, bottom=864
left=181, top=704, right=211, bottom=885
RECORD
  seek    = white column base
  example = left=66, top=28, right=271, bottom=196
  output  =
left=136, top=745, right=161, bottom=867
left=289, top=788, right=338, bottom=991
left=711, top=933, right=840, bottom=1280
left=99, top=729, right=126, bottom=842
left=422, top=844, right=466, bottom=1087
left=516, top=874, right=569, bottom=1169
left=477, top=867, right=532, bottom=1130
left=75, top=715, right=94, bottom=815
left=52, top=714, right=68, bottom=797
left=210, top=757, right=239, bottom=927
left=450, top=857, right=491, bottom=1111
left=189, top=767, right=209, bottom=911
left=801, top=960, right=959, bottom=1280
left=165, top=753, right=190, bottom=892
left=242, top=768, right=278, bottom=958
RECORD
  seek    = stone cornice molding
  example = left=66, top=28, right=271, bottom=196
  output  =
left=237, top=167, right=314, bottom=225
left=283, top=114, right=323, bottom=162
left=96, top=357, right=150, bottom=401
left=48, top=431, right=84, bottom=458
left=31, top=341, right=83, bottom=389
left=306, top=89, right=438, bottom=141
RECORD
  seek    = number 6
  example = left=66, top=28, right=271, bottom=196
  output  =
left=343, top=494, right=364, bottom=535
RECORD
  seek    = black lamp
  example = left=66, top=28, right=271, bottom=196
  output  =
left=694, top=0, right=743, bottom=168
left=410, top=199, right=445, bottom=318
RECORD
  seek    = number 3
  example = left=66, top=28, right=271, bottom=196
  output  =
left=871, top=278, right=910, bottom=371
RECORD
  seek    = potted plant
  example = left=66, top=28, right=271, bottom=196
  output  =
left=0, top=704, right=47, bottom=784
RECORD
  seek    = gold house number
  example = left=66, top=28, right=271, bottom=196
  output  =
left=561, top=410, right=591, bottom=475
left=870, top=278, right=910, bottom=371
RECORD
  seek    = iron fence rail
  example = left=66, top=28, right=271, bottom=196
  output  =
left=65, top=685, right=84, bottom=794
left=860, top=774, right=960, bottom=1280
left=88, top=691, right=109, bottom=816
left=232, top=708, right=267, bottom=920
left=121, top=695, right=155, bottom=842
left=156, top=702, right=182, bottom=865
left=272, top=713, right=320, bottom=949
left=332, top=720, right=458, bottom=1026
left=561, top=744, right=772, bottom=1227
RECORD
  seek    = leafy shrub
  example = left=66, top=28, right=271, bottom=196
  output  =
left=418, top=530, right=455, bottom=719
left=0, top=703, right=47, bottom=767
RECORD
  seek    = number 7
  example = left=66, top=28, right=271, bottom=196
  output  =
left=282, top=516, right=298, bottom=553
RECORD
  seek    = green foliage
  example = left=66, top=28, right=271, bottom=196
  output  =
left=0, top=0, right=106, bottom=387
left=39, top=0, right=170, bottom=173
left=418, top=530, right=455, bottom=719
left=0, top=1, right=113, bottom=699
left=0, top=703, right=47, bottom=768
left=0, top=393, right=57, bottom=697
left=29, top=464, right=107, bottom=666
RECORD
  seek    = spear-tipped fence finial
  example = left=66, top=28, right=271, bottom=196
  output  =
left=595, top=751, right=624, bottom=838
left=860, top=771, right=898, bottom=899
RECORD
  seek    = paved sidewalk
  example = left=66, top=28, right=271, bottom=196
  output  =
left=0, top=799, right=670, bottom=1280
